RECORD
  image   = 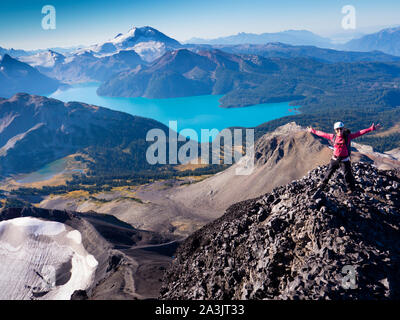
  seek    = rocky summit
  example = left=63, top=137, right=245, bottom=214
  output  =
left=160, top=162, right=400, bottom=300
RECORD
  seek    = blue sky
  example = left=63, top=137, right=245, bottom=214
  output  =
left=1, top=0, right=400, bottom=50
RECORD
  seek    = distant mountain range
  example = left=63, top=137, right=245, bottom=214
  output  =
left=16, top=39, right=400, bottom=86
left=1, top=25, right=400, bottom=105
left=0, top=93, right=170, bottom=176
left=1, top=24, right=399, bottom=89
left=3, top=25, right=400, bottom=66
left=97, top=49, right=220, bottom=98
left=0, top=54, right=62, bottom=98
left=198, top=42, right=400, bottom=63
left=0, top=47, right=33, bottom=58
left=343, top=26, right=400, bottom=56
left=186, top=30, right=333, bottom=48
left=187, top=26, right=400, bottom=57
left=19, top=50, right=66, bottom=68
left=2, top=26, right=183, bottom=79
left=1, top=26, right=182, bottom=85
left=0, top=46, right=80, bottom=58
left=21, top=49, right=144, bottom=83
left=97, top=47, right=400, bottom=109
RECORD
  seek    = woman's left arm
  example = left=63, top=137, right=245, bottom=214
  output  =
left=349, top=123, right=381, bottom=139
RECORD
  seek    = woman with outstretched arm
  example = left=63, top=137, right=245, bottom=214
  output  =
left=307, top=122, right=380, bottom=193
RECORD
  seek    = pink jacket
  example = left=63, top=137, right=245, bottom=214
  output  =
left=310, top=125, right=376, bottom=158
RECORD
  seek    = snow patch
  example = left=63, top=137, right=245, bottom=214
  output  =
left=133, top=41, right=166, bottom=62
left=19, top=51, right=64, bottom=68
left=67, top=230, right=82, bottom=244
left=0, top=217, right=98, bottom=300
left=86, top=254, right=99, bottom=268
left=9, top=217, right=66, bottom=236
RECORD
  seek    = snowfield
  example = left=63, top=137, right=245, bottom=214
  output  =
left=0, top=217, right=98, bottom=300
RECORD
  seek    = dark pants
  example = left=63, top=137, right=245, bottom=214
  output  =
left=323, top=158, right=355, bottom=191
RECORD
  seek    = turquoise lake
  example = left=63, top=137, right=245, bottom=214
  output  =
left=48, top=82, right=298, bottom=142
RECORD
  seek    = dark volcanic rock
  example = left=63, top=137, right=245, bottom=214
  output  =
left=160, top=162, right=400, bottom=300
left=70, top=290, right=88, bottom=300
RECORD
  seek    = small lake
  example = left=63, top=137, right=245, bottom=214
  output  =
left=48, top=83, right=298, bottom=142
left=15, top=159, right=84, bottom=184
left=15, top=159, right=68, bottom=183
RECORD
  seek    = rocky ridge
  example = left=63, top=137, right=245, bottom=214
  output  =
left=160, top=162, right=400, bottom=299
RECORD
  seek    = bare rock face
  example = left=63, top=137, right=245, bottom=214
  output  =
left=160, top=162, right=400, bottom=300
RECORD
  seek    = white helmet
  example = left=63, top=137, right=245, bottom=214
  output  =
left=334, top=122, right=344, bottom=130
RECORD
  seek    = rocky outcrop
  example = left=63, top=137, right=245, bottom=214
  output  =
left=160, top=162, right=400, bottom=299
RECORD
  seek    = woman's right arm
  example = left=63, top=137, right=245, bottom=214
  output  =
left=307, top=127, right=334, bottom=141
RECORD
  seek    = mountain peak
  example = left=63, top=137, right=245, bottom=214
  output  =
left=77, top=50, right=94, bottom=57
left=114, top=25, right=178, bottom=43
left=85, top=25, right=181, bottom=61
left=10, top=92, right=33, bottom=99
left=380, top=26, right=400, bottom=34
left=137, top=25, right=155, bottom=32
left=0, top=54, right=61, bottom=98
left=173, top=48, right=195, bottom=56
left=160, top=162, right=400, bottom=299
left=126, top=26, right=137, bottom=36
left=0, top=54, right=14, bottom=64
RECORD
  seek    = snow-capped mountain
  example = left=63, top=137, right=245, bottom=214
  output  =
left=19, top=50, right=65, bottom=68
left=79, top=26, right=182, bottom=62
left=47, top=49, right=144, bottom=82
left=16, top=47, right=144, bottom=83
left=0, top=47, right=40, bottom=58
